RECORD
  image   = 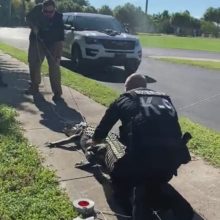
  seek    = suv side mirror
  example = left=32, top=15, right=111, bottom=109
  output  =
left=123, top=23, right=129, bottom=33
left=64, top=24, right=72, bottom=30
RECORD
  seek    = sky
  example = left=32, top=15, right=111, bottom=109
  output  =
left=88, top=0, right=220, bottom=18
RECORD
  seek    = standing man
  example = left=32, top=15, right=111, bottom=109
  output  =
left=26, top=0, right=64, bottom=102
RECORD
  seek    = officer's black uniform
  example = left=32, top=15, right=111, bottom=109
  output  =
left=93, top=87, right=182, bottom=145
left=92, top=87, right=194, bottom=219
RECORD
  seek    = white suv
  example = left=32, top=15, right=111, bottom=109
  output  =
left=62, top=12, right=142, bottom=74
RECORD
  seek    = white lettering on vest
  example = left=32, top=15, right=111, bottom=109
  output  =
left=162, top=98, right=176, bottom=117
left=139, top=97, right=161, bottom=116
left=139, top=97, right=176, bottom=117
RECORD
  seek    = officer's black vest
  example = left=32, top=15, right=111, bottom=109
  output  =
left=125, top=89, right=180, bottom=147
left=124, top=89, right=187, bottom=174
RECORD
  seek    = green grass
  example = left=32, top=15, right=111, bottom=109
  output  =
left=0, top=105, right=76, bottom=220
left=0, top=42, right=220, bottom=169
left=139, top=34, right=220, bottom=53
left=61, top=68, right=119, bottom=106
left=180, top=118, right=220, bottom=167
left=158, top=57, right=220, bottom=71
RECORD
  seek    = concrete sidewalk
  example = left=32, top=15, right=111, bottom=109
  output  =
left=0, top=51, right=219, bottom=220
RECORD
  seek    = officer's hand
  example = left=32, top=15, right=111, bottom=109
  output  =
left=86, top=139, right=102, bottom=146
left=86, top=139, right=96, bottom=146
left=32, top=26, right=39, bottom=35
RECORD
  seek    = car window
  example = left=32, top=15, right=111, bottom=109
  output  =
left=75, top=16, right=125, bottom=32
left=66, top=15, right=74, bottom=26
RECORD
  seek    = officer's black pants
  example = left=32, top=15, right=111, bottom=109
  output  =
left=111, top=154, right=194, bottom=220
left=112, top=180, right=194, bottom=220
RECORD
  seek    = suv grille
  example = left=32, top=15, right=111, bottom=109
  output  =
left=100, top=39, right=135, bottom=50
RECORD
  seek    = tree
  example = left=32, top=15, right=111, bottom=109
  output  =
left=203, top=7, right=220, bottom=25
left=35, top=0, right=43, bottom=3
left=11, top=0, right=23, bottom=25
left=98, top=5, right=113, bottom=16
left=0, top=0, right=32, bottom=26
left=171, top=11, right=191, bottom=28
left=83, top=5, right=97, bottom=13
left=152, top=10, right=173, bottom=33
left=170, top=11, right=192, bottom=35
left=135, top=8, right=155, bottom=33
left=56, top=0, right=83, bottom=12
left=56, top=0, right=90, bottom=8
left=201, top=20, right=219, bottom=37
left=190, top=17, right=201, bottom=36
left=161, top=10, right=170, bottom=19
left=56, top=0, right=90, bottom=12
left=0, top=0, right=12, bottom=25
left=114, top=3, right=144, bottom=33
left=26, top=0, right=34, bottom=13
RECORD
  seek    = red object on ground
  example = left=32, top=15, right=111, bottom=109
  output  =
left=78, top=200, right=90, bottom=207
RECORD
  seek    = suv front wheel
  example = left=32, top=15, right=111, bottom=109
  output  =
left=124, top=61, right=139, bottom=75
left=71, top=45, right=84, bottom=71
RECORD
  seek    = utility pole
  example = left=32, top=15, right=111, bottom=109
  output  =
left=145, top=0, right=148, bottom=14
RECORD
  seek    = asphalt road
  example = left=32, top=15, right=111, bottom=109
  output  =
left=0, top=27, right=220, bottom=131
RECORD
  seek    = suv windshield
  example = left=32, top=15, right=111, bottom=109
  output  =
left=75, top=16, right=124, bottom=33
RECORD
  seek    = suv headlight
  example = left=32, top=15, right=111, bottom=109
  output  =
left=85, top=37, right=100, bottom=44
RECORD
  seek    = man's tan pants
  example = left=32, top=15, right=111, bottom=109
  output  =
left=28, top=39, right=62, bottom=96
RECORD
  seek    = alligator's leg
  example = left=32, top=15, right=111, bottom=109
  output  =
left=46, top=133, right=80, bottom=147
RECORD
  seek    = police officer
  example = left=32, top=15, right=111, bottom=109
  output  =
left=26, top=0, right=64, bottom=102
left=92, top=73, right=182, bottom=154
left=90, top=73, right=193, bottom=219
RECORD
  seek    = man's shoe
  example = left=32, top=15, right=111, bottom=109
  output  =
left=52, top=95, right=63, bottom=103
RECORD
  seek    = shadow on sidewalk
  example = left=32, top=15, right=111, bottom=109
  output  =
left=0, top=61, right=83, bottom=133
left=0, top=66, right=32, bottom=108
left=33, top=93, right=83, bottom=133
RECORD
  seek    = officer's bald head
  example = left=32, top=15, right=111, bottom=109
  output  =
left=125, top=73, right=147, bottom=91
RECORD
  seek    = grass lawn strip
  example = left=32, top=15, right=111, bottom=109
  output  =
left=0, top=43, right=219, bottom=167
left=180, top=118, right=220, bottom=167
left=0, top=105, right=76, bottom=219
left=139, top=34, right=220, bottom=53
left=157, top=57, right=220, bottom=71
